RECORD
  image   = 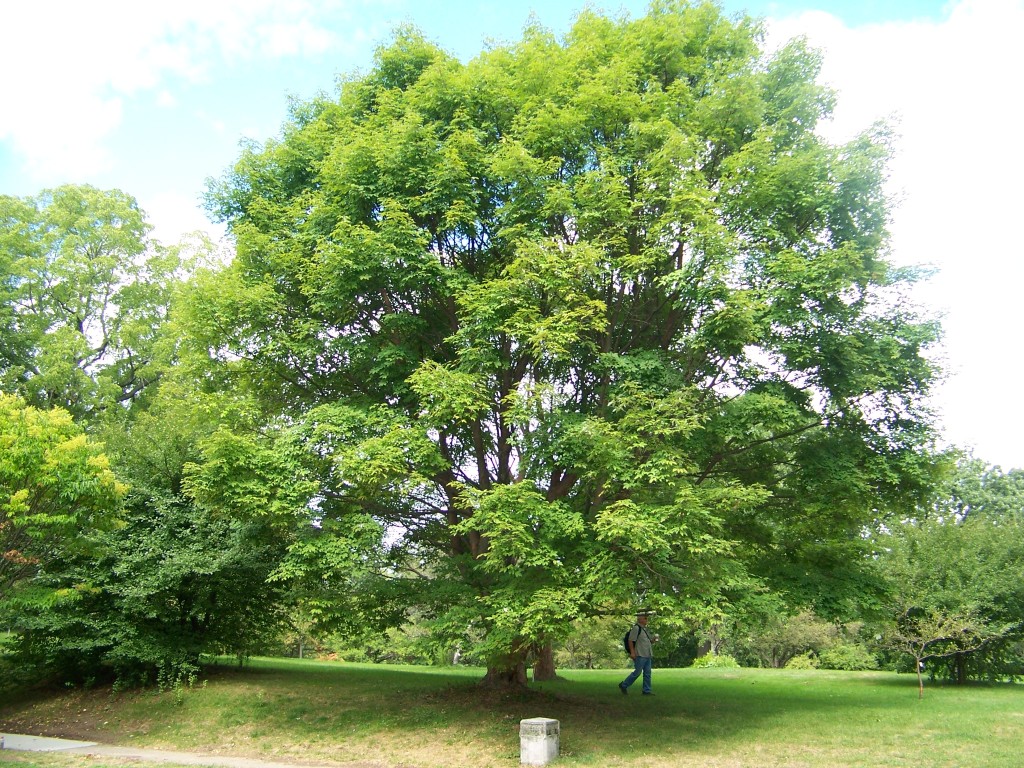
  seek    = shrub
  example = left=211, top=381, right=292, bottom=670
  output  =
left=691, top=652, right=740, bottom=669
left=785, top=652, right=819, bottom=670
left=819, top=643, right=878, bottom=671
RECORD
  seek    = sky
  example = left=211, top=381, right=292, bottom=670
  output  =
left=1, top=0, right=1022, bottom=469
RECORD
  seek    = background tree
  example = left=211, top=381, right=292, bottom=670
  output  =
left=555, top=616, right=625, bottom=669
left=931, top=456, right=1024, bottom=522
left=0, top=185, right=179, bottom=419
left=877, top=459, right=1024, bottom=691
left=0, top=394, right=123, bottom=601
left=4, top=383, right=293, bottom=684
left=195, top=2, right=941, bottom=685
left=720, top=593, right=833, bottom=668
left=0, top=185, right=272, bottom=685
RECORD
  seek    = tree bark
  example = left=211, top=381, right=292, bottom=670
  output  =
left=532, top=642, right=558, bottom=682
left=480, top=644, right=530, bottom=687
left=483, top=661, right=528, bottom=688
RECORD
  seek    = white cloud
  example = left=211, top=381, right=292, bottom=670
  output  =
left=156, top=90, right=178, bottom=109
left=768, top=0, right=1024, bottom=467
left=144, top=190, right=226, bottom=246
left=0, top=0, right=348, bottom=182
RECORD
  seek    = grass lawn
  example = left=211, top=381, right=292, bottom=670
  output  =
left=1, top=658, right=1022, bottom=767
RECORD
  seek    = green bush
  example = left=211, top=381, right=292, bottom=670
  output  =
left=691, top=652, right=740, bottom=669
left=818, top=643, right=878, bottom=671
left=785, top=652, right=819, bottom=670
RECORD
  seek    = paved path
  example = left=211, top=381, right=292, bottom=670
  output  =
left=2, top=734, right=97, bottom=751
left=0, top=733, right=378, bottom=768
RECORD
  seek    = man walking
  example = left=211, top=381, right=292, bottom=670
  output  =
left=620, top=610, right=657, bottom=695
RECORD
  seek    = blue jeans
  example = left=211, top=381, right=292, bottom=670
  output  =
left=621, top=656, right=652, bottom=693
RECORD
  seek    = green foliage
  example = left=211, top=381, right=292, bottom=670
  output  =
left=192, top=2, right=942, bottom=680
left=931, top=455, right=1024, bottom=522
left=0, top=185, right=180, bottom=418
left=554, top=616, right=624, bottom=670
left=307, top=618, right=451, bottom=666
left=3, top=384, right=291, bottom=685
left=0, top=394, right=124, bottom=600
left=691, top=651, right=740, bottom=668
left=874, top=459, right=1024, bottom=688
left=708, top=589, right=833, bottom=669
left=818, top=642, right=878, bottom=671
left=156, top=659, right=200, bottom=695
left=785, top=651, right=818, bottom=670
left=878, top=514, right=1024, bottom=682
left=729, top=609, right=836, bottom=669
left=184, top=426, right=318, bottom=523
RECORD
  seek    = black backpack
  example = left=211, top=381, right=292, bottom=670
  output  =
left=623, top=624, right=649, bottom=654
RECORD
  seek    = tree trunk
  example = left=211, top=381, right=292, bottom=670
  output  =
left=955, top=652, right=967, bottom=685
left=481, top=643, right=531, bottom=688
left=533, top=642, right=557, bottom=682
left=483, top=661, right=528, bottom=688
left=707, top=624, right=725, bottom=656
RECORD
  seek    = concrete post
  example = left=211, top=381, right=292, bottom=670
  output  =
left=520, top=717, right=559, bottom=766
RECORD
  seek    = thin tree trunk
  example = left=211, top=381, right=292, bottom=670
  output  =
left=955, top=652, right=967, bottom=685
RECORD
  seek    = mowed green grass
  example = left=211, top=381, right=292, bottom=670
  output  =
left=2, top=658, right=1023, bottom=767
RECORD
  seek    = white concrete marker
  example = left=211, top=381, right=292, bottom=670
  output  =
left=520, top=717, right=559, bottom=766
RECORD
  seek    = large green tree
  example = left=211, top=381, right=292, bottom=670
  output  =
left=193, top=2, right=940, bottom=684
left=1, top=186, right=281, bottom=685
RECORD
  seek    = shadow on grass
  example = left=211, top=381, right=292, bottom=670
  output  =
left=3, top=658, right=1022, bottom=766
left=192, top=661, right=937, bottom=750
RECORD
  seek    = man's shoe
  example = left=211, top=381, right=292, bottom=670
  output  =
left=642, top=692, right=655, bottom=695
left=619, top=683, right=628, bottom=695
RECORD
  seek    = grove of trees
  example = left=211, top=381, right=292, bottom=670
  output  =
left=2, top=1, right=1022, bottom=691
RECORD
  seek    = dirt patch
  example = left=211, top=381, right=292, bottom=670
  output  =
left=0, top=686, right=149, bottom=743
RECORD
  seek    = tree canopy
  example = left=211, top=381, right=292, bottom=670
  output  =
left=0, top=184, right=179, bottom=419
left=0, top=393, right=123, bottom=600
left=193, top=1, right=942, bottom=683
left=876, top=458, right=1024, bottom=692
